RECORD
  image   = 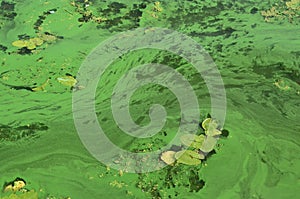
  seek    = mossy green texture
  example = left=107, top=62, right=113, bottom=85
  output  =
left=0, top=0, right=299, bottom=198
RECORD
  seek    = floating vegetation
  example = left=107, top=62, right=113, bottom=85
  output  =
left=56, top=75, right=77, bottom=87
left=174, top=150, right=203, bottom=166
left=160, top=116, right=227, bottom=166
left=160, top=151, right=176, bottom=165
left=31, top=78, right=50, bottom=92
left=12, top=38, right=44, bottom=50
left=261, top=0, right=300, bottom=23
left=2, top=177, right=27, bottom=193
left=180, top=134, right=205, bottom=149
left=11, top=32, right=62, bottom=54
left=1, top=177, right=71, bottom=199
left=0, top=122, right=48, bottom=142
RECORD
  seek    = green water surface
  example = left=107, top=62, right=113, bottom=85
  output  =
left=0, top=0, right=299, bottom=198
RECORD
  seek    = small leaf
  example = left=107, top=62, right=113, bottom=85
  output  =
left=175, top=150, right=201, bottom=165
left=12, top=40, right=28, bottom=48
left=57, top=75, right=77, bottom=87
left=200, top=136, right=217, bottom=153
left=26, top=42, right=36, bottom=50
left=201, top=118, right=219, bottom=131
left=180, top=134, right=205, bottom=149
left=29, top=37, right=44, bottom=46
left=160, top=151, right=176, bottom=165
left=205, top=129, right=222, bottom=136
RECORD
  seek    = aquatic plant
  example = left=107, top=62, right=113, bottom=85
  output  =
left=261, top=0, right=300, bottom=23
left=174, top=150, right=203, bottom=166
left=12, top=38, right=43, bottom=50
left=56, top=75, right=77, bottom=87
left=160, top=117, right=222, bottom=166
left=2, top=177, right=26, bottom=192
left=160, top=151, right=176, bottom=165
left=11, top=32, right=60, bottom=52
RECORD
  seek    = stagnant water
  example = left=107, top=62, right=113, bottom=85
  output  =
left=0, top=0, right=299, bottom=198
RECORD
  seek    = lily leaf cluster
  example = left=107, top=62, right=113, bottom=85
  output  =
left=12, top=37, right=43, bottom=50
left=160, top=117, right=222, bottom=166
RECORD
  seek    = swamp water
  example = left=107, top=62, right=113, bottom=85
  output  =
left=0, top=0, right=299, bottom=198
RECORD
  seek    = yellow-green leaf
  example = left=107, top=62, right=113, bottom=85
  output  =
left=57, top=75, right=77, bottom=87
left=205, top=129, right=222, bottom=136
left=175, top=150, right=201, bottom=165
left=29, top=37, right=44, bottom=46
left=200, top=136, right=217, bottom=153
left=201, top=118, right=219, bottom=131
left=180, top=134, right=205, bottom=149
left=12, top=40, right=28, bottom=48
left=160, top=151, right=176, bottom=165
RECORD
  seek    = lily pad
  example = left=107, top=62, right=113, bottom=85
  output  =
left=12, top=37, right=44, bottom=50
left=56, top=75, right=77, bottom=87
left=175, top=150, right=202, bottom=165
left=160, top=151, right=176, bottom=165
left=200, top=135, right=217, bottom=153
left=205, top=128, right=222, bottom=136
left=180, top=134, right=205, bottom=149
left=201, top=118, right=219, bottom=131
left=12, top=40, right=28, bottom=48
left=29, top=37, right=44, bottom=46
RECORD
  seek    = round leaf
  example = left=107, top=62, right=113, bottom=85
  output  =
left=12, top=40, right=28, bottom=48
left=160, top=151, right=176, bottom=165
left=200, top=136, right=217, bottom=153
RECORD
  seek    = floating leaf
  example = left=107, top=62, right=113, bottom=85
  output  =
left=200, top=136, right=217, bottom=153
left=26, top=42, right=36, bottom=50
left=12, top=40, right=28, bottom=48
left=39, top=33, right=57, bottom=43
left=160, top=151, right=176, bottom=165
left=31, top=78, right=49, bottom=92
left=57, top=75, right=77, bottom=87
left=175, top=150, right=201, bottom=165
left=205, top=128, right=222, bottom=136
left=29, top=37, right=44, bottom=46
left=201, top=118, right=219, bottom=131
left=180, top=134, right=205, bottom=149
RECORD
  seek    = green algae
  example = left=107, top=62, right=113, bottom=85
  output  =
left=0, top=0, right=299, bottom=198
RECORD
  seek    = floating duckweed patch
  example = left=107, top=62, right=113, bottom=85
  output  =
left=0, top=122, right=48, bottom=141
left=261, top=0, right=300, bottom=23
